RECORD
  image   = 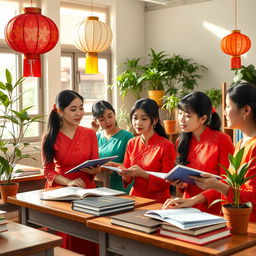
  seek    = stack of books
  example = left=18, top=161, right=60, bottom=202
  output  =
left=111, top=209, right=162, bottom=233
left=72, top=196, right=135, bottom=216
left=0, top=210, right=8, bottom=233
left=145, top=208, right=230, bottom=245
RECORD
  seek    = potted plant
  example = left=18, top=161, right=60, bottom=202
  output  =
left=161, top=95, right=180, bottom=134
left=211, top=147, right=255, bottom=234
left=114, top=58, right=145, bottom=100
left=232, top=64, right=256, bottom=86
left=0, top=69, right=42, bottom=203
left=205, top=88, right=222, bottom=109
left=164, top=54, right=208, bottom=98
left=142, top=49, right=169, bottom=105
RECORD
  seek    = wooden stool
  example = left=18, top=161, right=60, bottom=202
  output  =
left=54, top=246, right=84, bottom=256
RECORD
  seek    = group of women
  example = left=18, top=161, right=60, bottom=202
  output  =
left=41, top=81, right=256, bottom=255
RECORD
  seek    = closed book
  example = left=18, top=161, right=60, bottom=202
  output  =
left=72, top=204, right=134, bottom=216
left=72, top=196, right=135, bottom=212
left=146, top=164, right=221, bottom=185
left=41, top=187, right=125, bottom=201
left=145, top=208, right=226, bottom=230
left=111, top=209, right=162, bottom=233
left=161, top=222, right=227, bottom=236
left=65, top=156, right=118, bottom=174
left=159, top=227, right=231, bottom=245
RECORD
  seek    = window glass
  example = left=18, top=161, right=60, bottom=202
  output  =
left=61, top=56, right=72, bottom=90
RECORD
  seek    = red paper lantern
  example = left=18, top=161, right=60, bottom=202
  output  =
left=5, top=7, right=59, bottom=77
left=220, top=30, right=251, bottom=69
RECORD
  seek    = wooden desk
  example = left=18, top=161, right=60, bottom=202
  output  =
left=0, top=221, right=61, bottom=256
left=7, top=189, right=156, bottom=253
left=88, top=203, right=256, bottom=256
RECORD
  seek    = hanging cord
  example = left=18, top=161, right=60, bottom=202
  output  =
left=30, top=0, right=33, bottom=7
left=234, top=0, right=237, bottom=29
left=91, top=0, right=94, bottom=16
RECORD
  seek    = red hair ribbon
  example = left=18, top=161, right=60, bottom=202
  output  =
left=212, top=107, right=216, bottom=113
left=53, top=104, right=57, bottom=112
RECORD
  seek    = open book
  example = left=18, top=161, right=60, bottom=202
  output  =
left=41, top=187, right=125, bottom=201
left=144, top=208, right=226, bottom=230
left=146, top=165, right=221, bottom=185
left=65, top=156, right=118, bottom=174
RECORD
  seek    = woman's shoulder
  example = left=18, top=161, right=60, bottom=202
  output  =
left=78, top=126, right=96, bottom=135
left=153, top=133, right=174, bottom=147
left=118, top=129, right=134, bottom=138
left=209, top=129, right=232, bottom=141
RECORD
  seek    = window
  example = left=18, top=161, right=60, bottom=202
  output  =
left=60, top=3, right=111, bottom=127
left=0, top=0, right=42, bottom=141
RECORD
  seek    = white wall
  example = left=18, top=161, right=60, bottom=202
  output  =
left=146, top=0, right=256, bottom=91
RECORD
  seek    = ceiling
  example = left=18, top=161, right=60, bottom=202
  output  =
left=143, top=0, right=214, bottom=10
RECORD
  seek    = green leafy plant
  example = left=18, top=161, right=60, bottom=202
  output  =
left=114, top=58, right=145, bottom=100
left=211, top=147, right=256, bottom=208
left=0, top=69, right=43, bottom=184
left=116, top=105, right=132, bottom=132
left=205, top=88, right=222, bottom=109
left=161, top=95, right=180, bottom=120
left=232, top=64, right=256, bottom=86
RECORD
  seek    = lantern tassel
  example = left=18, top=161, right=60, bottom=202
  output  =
left=86, top=53, right=98, bottom=74
left=231, top=56, right=241, bottom=69
left=23, top=54, right=41, bottom=77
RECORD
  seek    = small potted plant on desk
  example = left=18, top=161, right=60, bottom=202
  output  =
left=161, top=94, right=179, bottom=134
left=0, top=69, right=42, bottom=203
left=211, top=147, right=255, bottom=234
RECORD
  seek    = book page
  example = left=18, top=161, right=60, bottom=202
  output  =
left=145, top=208, right=201, bottom=220
left=41, top=187, right=81, bottom=199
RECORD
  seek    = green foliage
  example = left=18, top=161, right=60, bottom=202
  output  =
left=205, top=88, right=222, bottom=109
left=0, top=69, right=43, bottom=184
left=116, top=106, right=132, bottom=132
left=232, top=64, right=256, bottom=86
left=161, top=95, right=180, bottom=120
left=211, top=147, right=256, bottom=208
left=114, top=58, right=145, bottom=100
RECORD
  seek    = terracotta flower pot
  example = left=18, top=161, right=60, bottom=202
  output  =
left=148, top=90, right=164, bottom=106
left=0, top=182, right=19, bottom=204
left=163, top=120, right=176, bottom=134
left=222, top=204, right=252, bottom=234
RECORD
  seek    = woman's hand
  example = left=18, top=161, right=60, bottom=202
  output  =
left=162, top=197, right=196, bottom=209
left=119, top=165, right=148, bottom=179
left=91, top=120, right=99, bottom=131
left=67, top=178, right=85, bottom=188
left=81, top=165, right=101, bottom=175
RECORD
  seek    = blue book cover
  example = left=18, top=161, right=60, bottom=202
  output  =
left=65, top=155, right=118, bottom=174
left=146, top=165, right=221, bottom=185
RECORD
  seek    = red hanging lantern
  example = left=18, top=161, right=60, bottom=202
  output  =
left=220, top=30, right=251, bottom=69
left=4, top=7, right=59, bottom=77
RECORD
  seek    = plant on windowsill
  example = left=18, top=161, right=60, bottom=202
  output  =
left=0, top=69, right=43, bottom=203
left=210, top=147, right=256, bottom=234
left=161, top=94, right=180, bottom=134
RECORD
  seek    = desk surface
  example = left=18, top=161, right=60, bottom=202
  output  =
left=7, top=189, right=156, bottom=224
left=88, top=203, right=256, bottom=256
left=0, top=221, right=61, bottom=256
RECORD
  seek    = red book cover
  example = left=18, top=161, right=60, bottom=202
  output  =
left=158, top=227, right=231, bottom=245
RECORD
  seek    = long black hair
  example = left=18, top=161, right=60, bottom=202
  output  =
left=43, top=90, right=83, bottom=164
left=227, top=82, right=256, bottom=123
left=177, top=91, right=221, bottom=165
left=130, top=98, right=168, bottom=139
left=92, top=100, right=115, bottom=118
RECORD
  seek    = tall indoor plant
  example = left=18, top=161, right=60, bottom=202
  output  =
left=212, top=147, right=255, bottom=234
left=0, top=69, right=42, bottom=203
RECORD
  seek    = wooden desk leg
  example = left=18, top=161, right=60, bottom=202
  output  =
left=21, top=207, right=28, bottom=225
left=46, top=248, right=54, bottom=256
left=99, top=231, right=108, bottom=256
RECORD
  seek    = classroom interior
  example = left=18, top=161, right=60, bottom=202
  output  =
left=0, top=0, right=256, bottom=255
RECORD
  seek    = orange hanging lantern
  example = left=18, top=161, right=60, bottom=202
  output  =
left=5, top=7, right=59, bottom=77
left=73, top=16, right=112, bottom=74
left=220, top=30, right=251, bottom=69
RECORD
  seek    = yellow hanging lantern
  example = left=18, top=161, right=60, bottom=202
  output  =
left=74, top=16, right=112, bottom=74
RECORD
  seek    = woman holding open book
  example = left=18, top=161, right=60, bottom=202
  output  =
left=163, top=91, right=234, bottom=215
left=119, top=98, right=176, bottom=203
left=42, top=89, right=100, bottom=256
left=92, top=100, right=133, bottom=193
left=163, top=83, right=256, bottom=222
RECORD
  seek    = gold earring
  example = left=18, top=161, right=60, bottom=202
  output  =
left=243, top=115, right=246, bottom=120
